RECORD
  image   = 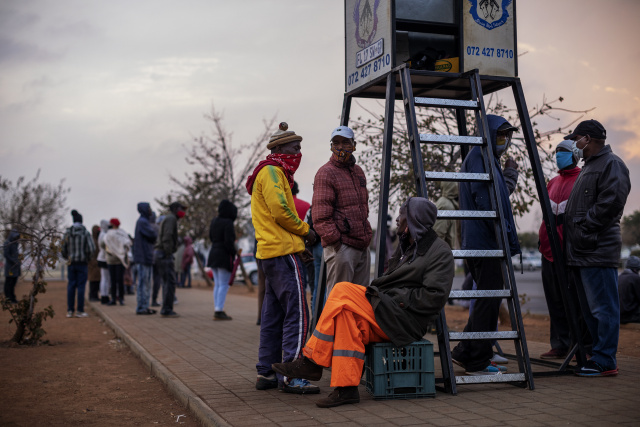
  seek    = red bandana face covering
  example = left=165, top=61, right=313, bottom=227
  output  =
left=245, top=153, right=302, bottom=195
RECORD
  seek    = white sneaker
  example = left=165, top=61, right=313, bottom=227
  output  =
left=66, top=311, right=74, bottom=318
left=491, top=353, right=509, bottom=364
left=75, top=312, right=89, bottom=318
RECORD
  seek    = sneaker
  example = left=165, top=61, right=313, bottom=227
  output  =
left=279, top=378, right=320, bottom=394
left=575, top=360, right=618, bottom=377
left=256, top=374, right=278, bottom=390
left=272, top=357, right=323, bottom=381
left=66, top=311, right=74, bottom=318
left=491, top=353, right=509, bottom=364
left=213, top=311, right=233, bottom=321
left=75, top=312, right=89, bottom=318
left=316, top=386, right=360, bottom=408
left=466, top=362, right=508, bottom=376
left=540, top=348, right=568, bottom=359
left=161, top=311, right=180, bottom=318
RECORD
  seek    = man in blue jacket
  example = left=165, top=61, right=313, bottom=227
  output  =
left=451, top=114, right=521, bottom=375
left=133, top=202, right=158, bottom=315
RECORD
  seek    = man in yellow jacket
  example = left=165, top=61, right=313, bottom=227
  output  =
left=246, top=122, right=318, bottom=394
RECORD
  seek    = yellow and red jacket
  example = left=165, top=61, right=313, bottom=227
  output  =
left=251, top=165, right=309, bottom=259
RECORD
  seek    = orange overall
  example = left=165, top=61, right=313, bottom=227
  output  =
left=303, top=282, right=389, bottom=387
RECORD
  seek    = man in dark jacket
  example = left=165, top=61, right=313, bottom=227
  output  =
left=564, top=119, right=631, bottom=377
left=3, top=229, right=21, bottom=304
left=207, top=199, right=238, bottom=320
left=619, top=256, right=640, bottom=325
left=312, top=126, right=372, bottom=294
left=155, top=202, right=186, bottom=318
left=272, top=197, right=454, bottom=408
left=451, top=114, right=520, bottom=375
left=134, top=202, right=158, bottom=315
left=61, top=210, right=96, bottom=318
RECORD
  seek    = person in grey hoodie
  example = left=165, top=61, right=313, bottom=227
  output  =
left=61, top=210, right=96, bottom=318
left=133, top=202, right=158, bottom=315
left=3, top=229, right=21, bottom=304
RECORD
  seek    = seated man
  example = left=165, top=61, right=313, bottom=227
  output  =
left=619, top=256, right=640, bottom=324
left=273, top=197, right=454, bottom=408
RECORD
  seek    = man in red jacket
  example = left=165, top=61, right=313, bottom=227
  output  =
left=538, top=140, right=581, bottom=359
left=312, top=126, right=372, bottom=296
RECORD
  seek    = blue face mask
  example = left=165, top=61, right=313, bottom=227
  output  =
left=555, top=151, right=575, bottom=170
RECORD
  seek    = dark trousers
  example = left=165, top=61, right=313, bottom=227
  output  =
left=4, top=276, right=18, bottom=302
left=158, top=256, right=177, bottom=314
left=67, top=264, right=88, bottom=312
left=108, top=264, right=125, bottom=302
left=152, top=261, right=162, bottom=302
left=451, top=258, right=502, bottom=372
left=541, top=257, right=571, bottom=352
left=256, top=254, right=308, bottom=381
left=89, top=280, right=100, bottom=301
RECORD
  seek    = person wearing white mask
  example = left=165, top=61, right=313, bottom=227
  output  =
left=564, top=119, right=631, bottom=377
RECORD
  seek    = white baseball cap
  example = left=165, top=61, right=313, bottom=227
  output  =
left=330, top=126, right=355, bottom=141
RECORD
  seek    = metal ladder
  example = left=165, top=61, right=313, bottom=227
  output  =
left=398, top=66, right=534, bottom=394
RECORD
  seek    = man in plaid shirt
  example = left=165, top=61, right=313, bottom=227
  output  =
left=312, top=126, right=372, bottom=296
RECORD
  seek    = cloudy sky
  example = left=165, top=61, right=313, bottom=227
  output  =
left=1, top=0, right=639, bottom=235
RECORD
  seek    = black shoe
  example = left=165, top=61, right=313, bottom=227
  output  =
left=107, top=300, right=117, bottom=306
left=316, top=386, right=360, bottom=408
left=151, top=301, right=160, bottom=307
left=256, top=318, right=261, bottom=326
left=161, top=311, right=180, bottom=318
left=256, top=374, right=278, bottom=390
left=119, top=299, right=125, bottom=306
left=272, top=357, right=323, bottom=381
left=101, top=296, right=110, bottom=305
left=213, top=311, right=233, bottom=321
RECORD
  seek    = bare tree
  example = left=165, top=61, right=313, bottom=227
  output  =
left=352, top=94, right=593, bottom=217
left=157, top=105, right=277, bottom=241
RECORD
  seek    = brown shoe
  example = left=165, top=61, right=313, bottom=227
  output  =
left=540, top=348, right=567, bottom=359
left=272, top=357, right=323, bottom=381
left=315, top=386, right=360, bottom=408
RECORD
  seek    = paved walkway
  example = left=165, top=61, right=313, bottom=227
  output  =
left=90, top=285, right=640, bottom=427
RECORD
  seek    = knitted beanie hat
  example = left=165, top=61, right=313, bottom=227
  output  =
left=267, top=122, right=303, bottom=150
left=71, top=209, right=83, bottom=224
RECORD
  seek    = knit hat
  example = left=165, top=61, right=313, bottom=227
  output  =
left=109, top=218, right=120, bottom=227
left=267, top=122, right=303, bottom=150
left=626, top=256, right=640, bottom=270
left=71, top=209, right=83, bottom=224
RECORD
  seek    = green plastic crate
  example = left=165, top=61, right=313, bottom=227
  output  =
left=364, top=339, right=435, bottom=400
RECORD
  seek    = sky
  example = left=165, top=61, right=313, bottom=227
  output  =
left=1, top=0, right=639, bottom=236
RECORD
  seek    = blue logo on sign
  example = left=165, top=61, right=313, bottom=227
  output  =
left=468, top=0, right=512, bottom=30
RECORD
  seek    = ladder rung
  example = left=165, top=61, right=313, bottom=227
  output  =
left=425, top=171, right=490, bottom=182
left=437, top=210, right=496, bottom=219
left=414, top=97, right=479, bottom=109
left=420, top=134, right=483, bottom=145
left=448, top=290, right=511, bottom=299
left=449, top=331, right=519, bottom=340
left=455, top=373, right=526, bottom=384
left=452, top=250, right=504, bottom=258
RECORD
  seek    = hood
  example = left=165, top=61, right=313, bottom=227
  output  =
left=69, top=224, right=86, bottom=236
left=6, top=230, right=20, bottom=243
left=100, top=219, right=110, bottom=232
left=218, top=199, right=238, bottom=220
left=402, top=197, right=438, bottom=243
left=137, top=202, right=151, bottom=218
left=184, top=236, right=193, bottom=245
left=440, top=181, right=458, bottom=200
left=486, top=114, right=515, bottom=158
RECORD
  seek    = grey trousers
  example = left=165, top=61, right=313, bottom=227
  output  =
left=323, top=244, right=370, bottom=297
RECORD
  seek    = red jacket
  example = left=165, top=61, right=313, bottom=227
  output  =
left=538, top=166, right=581, bottom=262
left=293, top=196, right=310, bottom=220
left=312, top=156, right=372, bottom=250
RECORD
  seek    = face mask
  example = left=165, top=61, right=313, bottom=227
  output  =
left=570, top=136, right=588, bottom=160
left=331, top=146, right=354, bottom=163
left=555, top=151, right=575, bottom=170
left=176, top=210, right=186, bottom=219
left=495, top=134, right=512, bottom=155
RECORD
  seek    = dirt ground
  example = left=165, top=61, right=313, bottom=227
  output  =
left=0, top=280, right=200, bottom=427
left=1, top=278, right=639, bottom=427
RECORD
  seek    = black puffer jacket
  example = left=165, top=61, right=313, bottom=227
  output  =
left=207, top=200, right=238, bottom=271
left=564, top=145, right=631, bottom=267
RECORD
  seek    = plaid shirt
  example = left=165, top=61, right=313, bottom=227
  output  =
left=62, top=224, right=96, bottom=264
left=311, top=156, right=372, bottom=250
